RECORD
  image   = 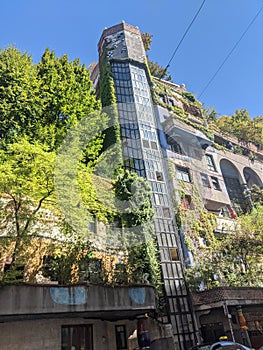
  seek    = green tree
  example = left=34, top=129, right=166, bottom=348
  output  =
left=202, top=107, right=218, bottom=124
left=0, top=47, right=102, bottom=150
left=232, top=109, right=251, bottom=142
left=215, top=109, right=263, bottom=147
left=222, top=207, right=263, bottom=286
left=0, top=138, right=55, bottom=281
left=176, top=185, right=263, bottom=290
left=185, top=205, right=263, bottom=290
left=147, top=60, right=172, bottom=81
left=0, top=47, right=110, bottom=283
left=250, top=184, right=263, bottom=206
left=141, top=32, right=153, bottom=52
left=36, top=48, right=101, bottom=148
left=141, top=32, right=172, bottom=81
left=215, top=115, right=234, bottom=135
left=0, top=47, right=41, bottom=143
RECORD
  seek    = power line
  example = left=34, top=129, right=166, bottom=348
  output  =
left=161, top=0, right=207, bottom=77
left=198, top=6, right=263, bottom=99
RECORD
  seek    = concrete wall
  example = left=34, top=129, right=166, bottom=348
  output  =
left=0, top=284, right=176, bottom=349
left=216, top=148, right=263, bottom=187
left=0, top=284, right=155, bottom=321
left=0, top=318, right=134, bottom=350
left=0, top=317, right=175, bottom=350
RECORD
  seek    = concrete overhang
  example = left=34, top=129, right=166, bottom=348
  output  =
left=0, top=284, right=156, bottom=322
left=204, top=198, right=231, bottom=212
left=191, top=287, right=263, bottom=311
left=164, top=118, right=213, bottom=150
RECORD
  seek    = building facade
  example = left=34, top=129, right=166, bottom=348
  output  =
left=92, top=21, right=263, bottom=349
left=154, top=82, right=263, bottom=348
left=95, top=22, right=198, bottom=349
left=1, top=21, right=262, bottom=350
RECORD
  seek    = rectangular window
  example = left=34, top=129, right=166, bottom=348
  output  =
left=146, top=170, right=155, bottom=180
left=211, top=176, right=221, bottom=190
left=61, top=325, right=93, bottom=350
left=150, top=141, right=158, bottom=150
left=170, top=248, right=179, bottom=261
left=176, top=166, right=191, bottom=183
left=123, top=158, right=144, bottom=171
left=120, top=123, right=139, bottom=139
left=156, top=171, right=164, bottom=181
left=142, top=139, right=150, bottom=148
left=168, top=98, right=175, bottom=106
left=200, top=173, right=211, bottom=187
left=163, top=207, right=171, bottom=218
left=115, top=325, right=127, bottom=350
left=205, top=154, right=217, bottom=172
left=181, top=195, right=192, bottom=210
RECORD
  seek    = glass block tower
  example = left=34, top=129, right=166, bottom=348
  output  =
left=96, top=21, right=197, bottom=349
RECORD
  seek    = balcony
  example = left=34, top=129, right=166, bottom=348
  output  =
left=0, top=283, right=156, bottom=322
left=215, top=216, right=236, bottom=233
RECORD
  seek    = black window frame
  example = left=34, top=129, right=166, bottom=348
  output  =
left=211, top=176, right=221, bottom=190
left=205, top=154, right=217, bottom=172
left=176, top=165, right=191, bottom=183
left=115, top=325, right=127, bottom=350
left=200, top=172, right=211, bottom=188
left=61, top=324, right=93, bottom=350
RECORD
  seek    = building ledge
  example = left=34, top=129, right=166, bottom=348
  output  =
left=0, top=283, right=156, bottom=322
left=192, top=287, right=263, bottom=309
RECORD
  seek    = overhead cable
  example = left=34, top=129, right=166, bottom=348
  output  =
left=198, top=6, right=263, bottom=99
left=161, top=0, right=207, bottom=78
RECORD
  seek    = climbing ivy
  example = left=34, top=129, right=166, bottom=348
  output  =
left=175, top=182, right=263, bottom=290
left=113, top=170, right=163, bottom=299
left=99, top=50, right=117, bottom=107
left=98, top=51, right=122, bottom=175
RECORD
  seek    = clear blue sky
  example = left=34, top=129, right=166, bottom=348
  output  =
left=1, top=0, right=263, bottom=118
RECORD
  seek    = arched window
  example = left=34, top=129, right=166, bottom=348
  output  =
left=220, top=159, right=244, bottom=213
left=243, top=167, right=263, bottom=189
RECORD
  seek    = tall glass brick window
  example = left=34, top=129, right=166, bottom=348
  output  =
left=110, top=60, right=197, bottom=349
left=111, top=63, right=133, bottom=103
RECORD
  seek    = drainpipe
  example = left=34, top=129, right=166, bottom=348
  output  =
left=223, top=302, right=235, bottom=342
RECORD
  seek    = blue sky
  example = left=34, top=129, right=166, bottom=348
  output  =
left=1, top=0, right=263, bottom=118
